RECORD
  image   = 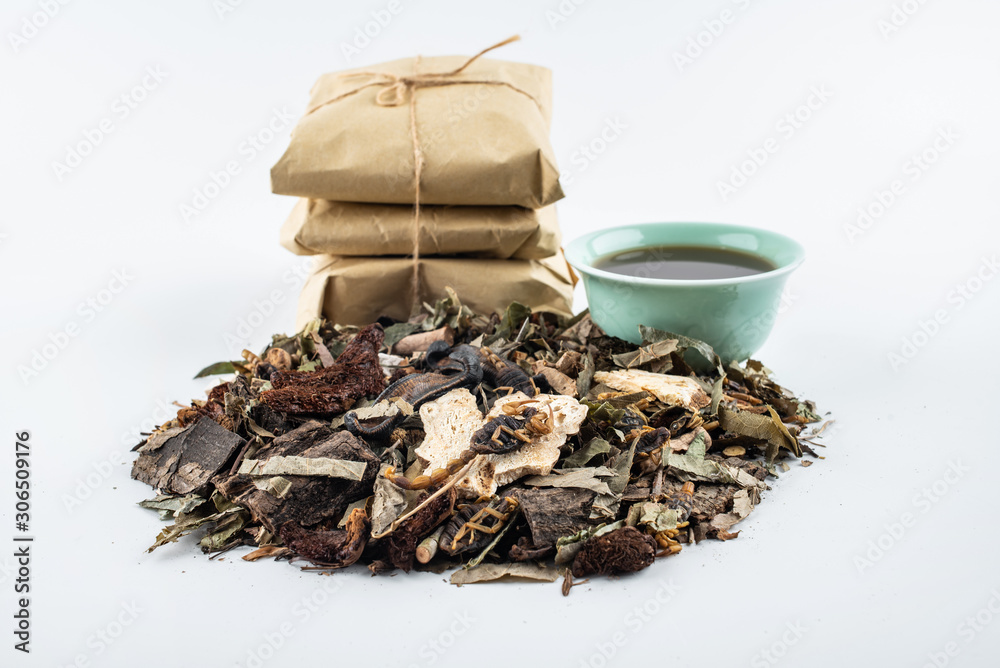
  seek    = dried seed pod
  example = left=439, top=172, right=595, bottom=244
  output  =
left=265, top=347, right=293, bottom=371
left=571, top=527, right=657, bottom=577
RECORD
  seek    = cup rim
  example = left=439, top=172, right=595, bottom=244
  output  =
left=564, top=222, right=806, bottom=287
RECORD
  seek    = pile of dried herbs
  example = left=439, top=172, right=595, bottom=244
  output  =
left=131, top=291, right=829, bottom=589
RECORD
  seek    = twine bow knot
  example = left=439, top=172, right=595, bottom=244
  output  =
left=305, top=36, right=536, bottom=310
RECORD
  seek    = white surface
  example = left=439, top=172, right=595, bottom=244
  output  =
left=2, top=1, right=999, bottom=666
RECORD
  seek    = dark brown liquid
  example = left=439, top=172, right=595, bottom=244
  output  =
left=595, top=245, right=776, bottom=280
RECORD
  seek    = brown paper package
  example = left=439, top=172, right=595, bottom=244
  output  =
left=271, top=56, right=564, bottom=208
left=296, top=252, right=576, bottom=329
left=279, top=199, right=561, bottom=260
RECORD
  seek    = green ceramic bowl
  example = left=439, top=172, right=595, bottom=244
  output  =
left=564, top=223, right=805, bottom=362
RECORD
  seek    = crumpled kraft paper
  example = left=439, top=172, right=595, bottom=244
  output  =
left=271, top=55, right=564, bottom=208
left=296, top=252, right=576, bottom=328
left=279, top=199, right=561, bottom=260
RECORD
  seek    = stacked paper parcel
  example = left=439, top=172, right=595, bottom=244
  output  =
left=271, top=48, right=574, bottom=328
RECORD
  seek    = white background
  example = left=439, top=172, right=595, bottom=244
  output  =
left=2, top=1, right=999, bottom=666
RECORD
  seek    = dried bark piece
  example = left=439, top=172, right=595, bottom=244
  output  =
left=278, top=508, right=370, bottom=567
left=386, top=486, right=456, bottom=572
left=508, top=536, right=553, bottom=562
left=594, top=370, right=711, bottom=410
left=215, top=422, right=379, bottom=534
left=131, top=417, right=245, bottom=496
left=534, top=366, right=578, bottom=397
left=262, top=324, right=385, bottom=415
left=515, top=488, right=596, bottom=548
left=571, top=526, right=656, bottom=577
left=554, top=350, right=583, bottom=376
left=392, top=326, right=454, bottom=355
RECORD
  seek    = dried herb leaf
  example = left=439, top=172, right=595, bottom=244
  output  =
left=563, top=437, right=612, bottom=468
left=522, top=467, right=615, bottom=495
left=639, top=325, right=724, bottom=372
left=718, top=404, right=800, bottom=463
left=612, top=338, right=678, bottom=369
left=450, top=562, right=560, bottom=585
left=194, top=361, right=243, bottom=378
left=237, top=456, right=367, bottom=480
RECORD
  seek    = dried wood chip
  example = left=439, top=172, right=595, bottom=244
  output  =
left=594, top=370, right=711, bottom=410
left=132, top=417, right=245, bottom=496
left=535, top=366, right=578, bottom=397
left=514, top=488, right=597, bottom=548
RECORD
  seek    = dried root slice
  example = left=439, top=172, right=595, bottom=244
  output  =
left=571, top=526, right=657, bottom=577
left=594, top=370, right=711, bottom=411
left=416, top=390, right=588, bottom=498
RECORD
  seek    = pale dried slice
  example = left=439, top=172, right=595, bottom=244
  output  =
left=476, top=392, right=588, bottom=493
left=415, top=390, right=588, bottom=498
left=414, top=389, right=488, bottom=497
left=594, top=370, right=710, bottom=410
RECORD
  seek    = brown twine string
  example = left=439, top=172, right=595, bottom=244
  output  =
left=409, top=55, right=424, bottom=310
left=302, top=36, right=536, bottom=311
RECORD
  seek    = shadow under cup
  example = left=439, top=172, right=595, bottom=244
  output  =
left=564, top=223, right=806, bottom=363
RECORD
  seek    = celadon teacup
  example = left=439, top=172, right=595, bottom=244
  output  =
left=564, top=223, right=805, bottom=363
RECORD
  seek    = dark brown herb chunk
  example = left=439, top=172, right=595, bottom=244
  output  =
left=572, top=527, right=656, bottom=577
